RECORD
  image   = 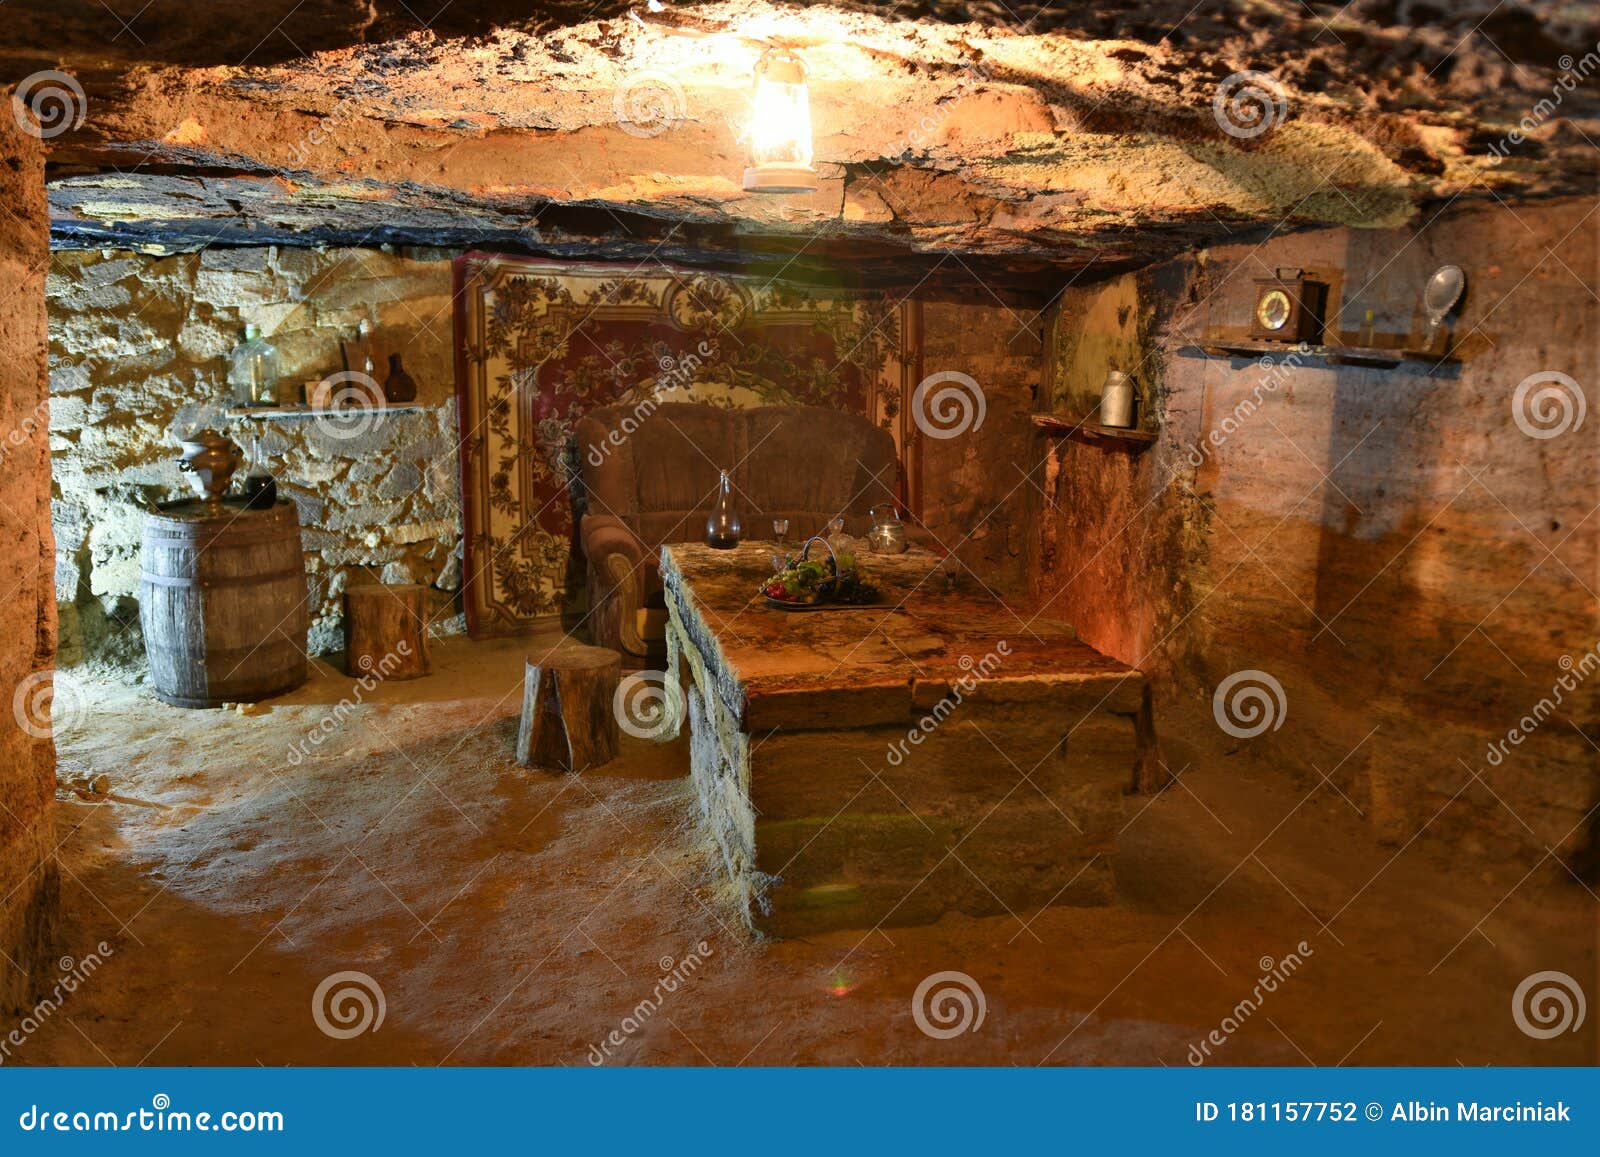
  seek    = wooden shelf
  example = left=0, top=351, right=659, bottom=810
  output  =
left=1177, top=332, right=1459, bottom=370
left=1031, top=413, right=1158, bottom=449
left=225, top=403, right=429, bottom=420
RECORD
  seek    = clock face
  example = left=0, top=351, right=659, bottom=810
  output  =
left=1257, top=289, right=1292, bottom=331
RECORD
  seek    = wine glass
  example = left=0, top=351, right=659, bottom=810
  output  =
left=771, top=518, right=791, bottom=573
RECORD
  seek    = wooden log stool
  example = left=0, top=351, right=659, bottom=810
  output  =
left=517, top=645, right=621, bottom=772
left=343, top=583, right=433, bottom=680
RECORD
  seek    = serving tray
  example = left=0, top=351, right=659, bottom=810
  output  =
left=763, top=595, right=880, bottom=612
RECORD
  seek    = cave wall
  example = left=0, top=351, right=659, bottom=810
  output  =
left=1030, top=195, right=1599, bottom=869
left=47, top=246, right=465, bottom=667
left=917, top=301, right=1044, bottom=593
left=0, top=118, right=60, bottom=1012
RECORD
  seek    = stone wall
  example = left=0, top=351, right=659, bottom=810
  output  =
left=0, top=118, right=59, bottom=1012
left=1028, top=196, right=1599, bottom=874
left=46, top=248, right=1051, bottom=672
left=47, top=246, right=462, bottom=667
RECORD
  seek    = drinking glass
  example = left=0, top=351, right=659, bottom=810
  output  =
left=771, top=519, right=791, bottom=573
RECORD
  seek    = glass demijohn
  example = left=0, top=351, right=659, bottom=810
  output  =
left=227, top=324, right=281, bottom=407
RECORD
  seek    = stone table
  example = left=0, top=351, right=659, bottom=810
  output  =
left=661, top=542, right=1157, bottom=937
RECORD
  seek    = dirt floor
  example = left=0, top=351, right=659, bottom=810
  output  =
left=10, top=633, right=1596, bottom=1067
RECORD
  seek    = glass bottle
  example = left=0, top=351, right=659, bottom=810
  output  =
left=227, top=324, right=280, bottom=406
left=706, top=469, right=741, bottom=549
left=826, top=516, right=847, bottom=550
left=241, top=435, right=277, bottom=510
left=384, top=352, right=417, bottom=403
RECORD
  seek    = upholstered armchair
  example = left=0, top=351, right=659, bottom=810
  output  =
left=575, top=402, right=901, bottom=657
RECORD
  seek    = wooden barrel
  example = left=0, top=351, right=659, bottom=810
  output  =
left=139, top=499, right=309, bottom=708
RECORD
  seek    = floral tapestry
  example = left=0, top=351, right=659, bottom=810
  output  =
left=453, top=254, right=920, bottom=638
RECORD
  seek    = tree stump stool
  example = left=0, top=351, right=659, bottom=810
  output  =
left=517, top=645, right=621, bottom=772
left=343, top=583, right=432, bottom=680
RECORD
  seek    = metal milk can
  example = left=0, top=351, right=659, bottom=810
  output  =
left=1099, top=370, right=1136, bottom=428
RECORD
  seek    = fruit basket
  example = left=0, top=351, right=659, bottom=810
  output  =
left=760, top=535, right=880, bottom=611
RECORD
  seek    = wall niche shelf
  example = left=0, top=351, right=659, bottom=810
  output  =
left=225, top=403, right=429, bottom=421
left=1177, top=331, right=1459, bottom=371
left=1030, top=413, right=1158, bottom=450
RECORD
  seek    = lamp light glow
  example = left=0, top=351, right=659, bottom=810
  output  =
left=743, top=47, right=818, bottom=194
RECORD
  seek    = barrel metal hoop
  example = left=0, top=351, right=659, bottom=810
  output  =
left=142, top=534, right=298, bottom=550
left=144, top=638, right=303, bottom=658
left=140, top=569, right=305, bottom=589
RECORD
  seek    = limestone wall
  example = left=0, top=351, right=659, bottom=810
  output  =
left=1029, top=196, right=1599, bottom=873
left=45, top=247, right=1049, bottom=671
left=47, top=246, right=463, bottom=666
left=0, top=119, right=59, bottom=1013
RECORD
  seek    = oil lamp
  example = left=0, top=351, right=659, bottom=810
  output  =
left=743, top=46, right=818, bottom=194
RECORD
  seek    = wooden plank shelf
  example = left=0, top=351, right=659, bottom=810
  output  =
left=225, top=403, right=429, bottom=420
left=1030, top=413, right=1158, bottom=449
left=1177, top=332, right=1459, bottom=370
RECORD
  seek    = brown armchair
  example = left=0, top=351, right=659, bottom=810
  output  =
left=576, top=402, right=901, bottom=656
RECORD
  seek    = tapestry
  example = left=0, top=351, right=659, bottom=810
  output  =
left=453, top=255, right=921, bottom=638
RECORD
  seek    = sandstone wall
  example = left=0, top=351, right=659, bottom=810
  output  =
left=0, top=119, right=60, bottom=1012
left=47, top=246, right=463, bottom=666
left=917, top=300, right=1043, bottom=592
left=1029, top=196, right=1599, bottom=872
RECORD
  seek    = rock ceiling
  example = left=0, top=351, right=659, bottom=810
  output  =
left=7, top=0, right=1598, bottom=297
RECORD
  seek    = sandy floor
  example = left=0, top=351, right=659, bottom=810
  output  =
left=12, top=634, right=1596, bottom=1067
